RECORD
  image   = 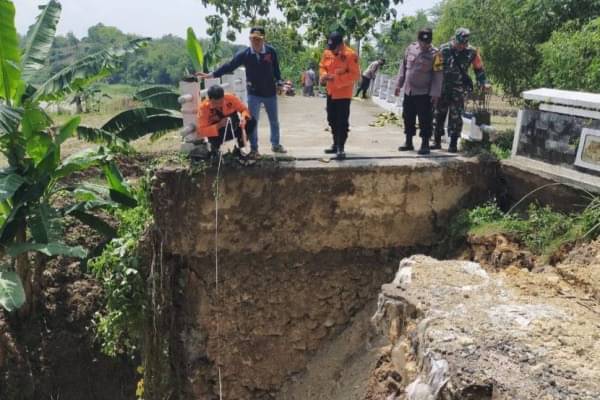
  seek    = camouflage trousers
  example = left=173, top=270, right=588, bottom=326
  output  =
left=433, top=94, right=465, bottom=139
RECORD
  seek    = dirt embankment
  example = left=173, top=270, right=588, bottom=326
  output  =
left=279, top=235, right=600, bottom=400
left=175, top=250, right=397, bottom=399
left=0, top=155, right=152, bottom=400
left=0, top=260, right=137, bottom=400
left=146, top=158, right=498, bottom=399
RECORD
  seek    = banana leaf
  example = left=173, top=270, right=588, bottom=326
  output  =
left=0, top=271, right=25, bottom=312
left=21, top=0, right=61, bottom=83
left=0, top=0, right=24, bottom=103
left=186, top=27, right=204, bottom=73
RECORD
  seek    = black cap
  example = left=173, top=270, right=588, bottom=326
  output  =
left=418, top=28, right=433, bottom=44
left=207, top=85, right=224, bottom=100
left=327, top=32, right=344, bottom=50
left=249, top=27, right=265, bottom=38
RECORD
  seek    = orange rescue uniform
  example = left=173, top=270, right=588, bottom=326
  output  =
left=196, top=93, right=251, bottom=138
left=319, top=45, right=361, bottom=99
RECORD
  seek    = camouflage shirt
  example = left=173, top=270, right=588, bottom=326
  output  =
left=439, top=41, right=487, bottom=96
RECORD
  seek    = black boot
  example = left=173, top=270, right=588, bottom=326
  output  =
left=418, top=139, right=430, bottom=155
left=324, top=144, right=337, bottom=154
left=336, top=145, right=346, bottom=160
left=431, top=135, right=442, bottom=150
left=448, top=137, right=458, bottom=153
left=398, top=135, right=414, bottom=151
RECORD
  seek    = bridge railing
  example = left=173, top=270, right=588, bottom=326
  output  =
left=368, top=72, right=493, bottom=141
left=369, top=73, right=402, bottom=112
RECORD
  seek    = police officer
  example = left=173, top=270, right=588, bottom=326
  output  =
left=394, top=28, right=443, bottom=155
left=433, top=27, right=490, bottom=153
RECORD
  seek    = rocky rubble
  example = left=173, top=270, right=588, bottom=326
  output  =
left=370, top=255, right=600, bottom=400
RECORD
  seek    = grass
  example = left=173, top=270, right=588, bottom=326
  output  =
left=453, top=198, right=600, bottom=261
left=46, top=83, right=181, bottom=159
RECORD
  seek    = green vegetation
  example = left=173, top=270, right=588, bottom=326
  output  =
left=0, top=0, right=184, bottom=314
left=490, top=129, right=514, bottom=160
left=452, top=198, right=600, bottom=260
left=368, top=12, right=430, bottom=74
left=199, top=0, right=401, bottom=45
left=434, top=0, right=600, bottom=97
left=90, top=178, right=152, bottom=356
left=29, top=23, right=242, bottom=87
left=460, top=128, right=514, bottom=160
left=260, top=19, right=321, bottom=81
left=537, top=17, right=600, bottom=92
left=0, top=0, right=144, bottom=313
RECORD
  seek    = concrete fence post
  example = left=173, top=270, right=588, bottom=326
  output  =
left=387, top=79, right=396, bottom=104
left=380, top=75, right=389, bottom=101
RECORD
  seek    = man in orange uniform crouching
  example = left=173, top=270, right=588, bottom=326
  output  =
left=319, top=31, right=360, bottom=160
left=197, top=85, right=256, bottom=162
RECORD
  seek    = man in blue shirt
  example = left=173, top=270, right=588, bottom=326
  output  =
left=197, top=27, right=286, bottom=158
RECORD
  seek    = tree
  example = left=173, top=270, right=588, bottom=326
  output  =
left=278, top=0, right=403, bottom=50
left=201, top=0, right=403, bottom=47
left=204, top=14, right=225, bottom=71
left=200, top=0, right=271, bottom=35
left=434, top=0, right=600, bottom=97
left=125, top=35, right=194, bottom=84
left=253, top=18, right=320, bottom=81
left=371, top=12, right=430, bottom=74
left=536, top=18, right=600, bottom=92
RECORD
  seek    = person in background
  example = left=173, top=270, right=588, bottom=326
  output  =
left=394, top=28, right=442, bottom=155
left=302, top=65, right=316, bottom=97
left=196, top=26, right=287, bottom=158
left=319, top=31, right=361, bottom=160
left=355, top=58, right=385, bottom=99
left=196, top=85, right=256, bottom=162
left=433, top=27, right=491, bottom=152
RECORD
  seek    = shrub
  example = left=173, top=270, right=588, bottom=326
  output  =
left=461, top=198, right=600, bottom=259
left=90, top=178, right=152, bottom=356
left=536, top=17, right=600, bottom=92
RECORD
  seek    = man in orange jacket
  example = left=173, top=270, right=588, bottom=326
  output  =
left=319, top=31, right=360, bottom=160
left=197, top=85, right=256, bottom=159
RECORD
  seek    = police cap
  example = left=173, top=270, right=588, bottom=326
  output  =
left=418, top=28, right=433, bottom=44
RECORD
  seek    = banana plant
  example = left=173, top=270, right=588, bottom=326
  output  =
left=76, top=28, right=207, bottom=150
left=77, top=91, right=183, bottom=147
left=0, top=0, right=147, bottom=314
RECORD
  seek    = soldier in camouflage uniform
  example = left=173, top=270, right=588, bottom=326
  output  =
left=433, top=27, right=490, bottom=152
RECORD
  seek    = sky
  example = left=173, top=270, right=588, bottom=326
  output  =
left=15, top=0, right=440, bottom=43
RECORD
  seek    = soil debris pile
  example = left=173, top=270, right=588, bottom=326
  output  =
left=370, top=255, right=600, bottom=400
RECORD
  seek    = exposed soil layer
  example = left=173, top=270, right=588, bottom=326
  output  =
left=175, top=249, right=398, bottom=399
left=0, top=260, right=137, bottom=400
left=152, top=159, right=498, bottom=256
left=500, top=163, right=592, bottom=213
left=147, top=159, right=498, bottom=399
left=467, top=233, right=537, bottom=271
left=0, top=154, right=153, bottom=400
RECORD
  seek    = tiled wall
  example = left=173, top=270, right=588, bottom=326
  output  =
left=517, top=109, right=600, bottom=174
